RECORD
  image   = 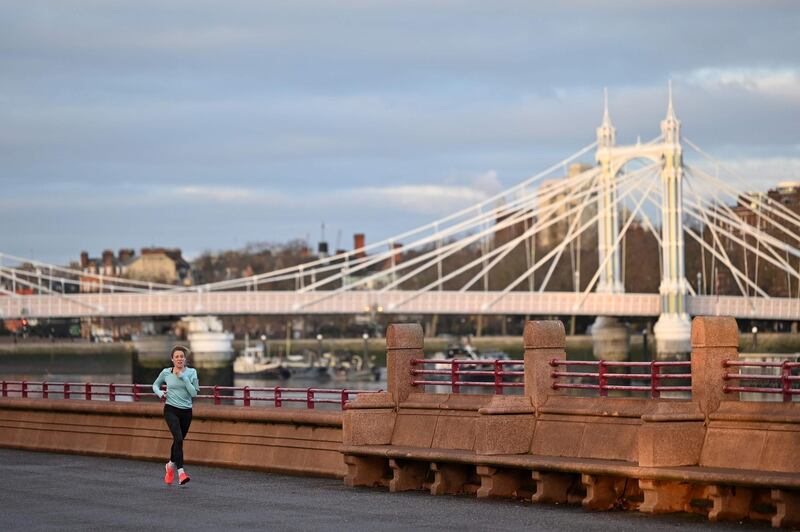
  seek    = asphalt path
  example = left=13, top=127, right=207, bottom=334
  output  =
left=0, top=448, right=770, bottom=531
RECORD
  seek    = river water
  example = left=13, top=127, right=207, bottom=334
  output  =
left=0, top=342, right=527, bottom=409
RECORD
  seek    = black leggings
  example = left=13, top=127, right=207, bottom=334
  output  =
left=163, top=404, right=192, bottom=469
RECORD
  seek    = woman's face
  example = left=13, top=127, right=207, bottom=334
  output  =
left=172, top=350, right=186, bottom=369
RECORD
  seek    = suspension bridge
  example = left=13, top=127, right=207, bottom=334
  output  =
left=3, top=87, right=800, bottom=354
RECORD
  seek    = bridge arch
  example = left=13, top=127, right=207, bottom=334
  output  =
left=609, top=153, right=664, bottom=179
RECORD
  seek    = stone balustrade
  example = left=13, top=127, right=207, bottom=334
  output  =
left=343, top=317, right=800, bottom=528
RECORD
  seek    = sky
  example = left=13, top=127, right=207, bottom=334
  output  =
left=1, top=1, right=799, bottom=265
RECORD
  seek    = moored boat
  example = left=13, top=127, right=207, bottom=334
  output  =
left=233, top=347, right=289, bottom=378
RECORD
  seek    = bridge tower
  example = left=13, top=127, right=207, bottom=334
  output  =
left=652, top=85, right=691, bottom=356
left=590, top=90, right=629, bottom=360
left=595, top=89, right=624, bottom=294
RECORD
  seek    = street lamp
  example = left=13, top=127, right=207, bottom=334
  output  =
left=261, top=334, right=268, bottom=358
left=362, top=332, right=369, bottom=361
left=642, top=329, right=649, bottom=358
left=751, top=326, right=758, bottom=350
left=316, top=333, right=323, bottom=362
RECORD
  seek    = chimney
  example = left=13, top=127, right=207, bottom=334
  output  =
left=318, top=241, right=329, bottom=258
left=164, top=248, right=182, bottom=262
left=102, top=250, right=114, bottom=267
left=118, top=248, right=135, bottom=262
left=392, top=242, right=403, bottom=265
left=80, top=251, right=89, bottom=268
left=354, top=233, right=366, bottom=260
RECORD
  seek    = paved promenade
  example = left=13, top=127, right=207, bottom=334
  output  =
left=0, top=448, right=769, bottom=531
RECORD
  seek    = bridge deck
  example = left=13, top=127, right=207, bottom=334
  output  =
left=0, top=448, right=766, bottom=531
left=2, top=291, right=799, bottom=320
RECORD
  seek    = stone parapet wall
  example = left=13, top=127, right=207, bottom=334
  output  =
left=0, top=399, right=345, bottom=478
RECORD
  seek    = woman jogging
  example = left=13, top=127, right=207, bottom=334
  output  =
left=152, top=345, right=199, bottom=485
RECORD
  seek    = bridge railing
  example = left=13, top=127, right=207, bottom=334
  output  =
left=549, top=359, right=692, bottom=398
left=723, top=360, right=800, bottom=402
left=409, top=358, right=524, bottom=394
left=0, top=380, right=381, bottom=409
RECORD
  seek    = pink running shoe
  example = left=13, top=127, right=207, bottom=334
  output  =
left=164, top=463, right=175, bottom=484
left=179, top=471, right=190, bottom=485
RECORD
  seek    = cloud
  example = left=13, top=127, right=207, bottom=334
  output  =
left=679, top=67, right=800, bottom=100
left=703, top=156, right=800, bottom=190
left=171, top=185, right=285, bottom=204
left=469, top=170, right=503, bottom=196
left=158, top=181, right=497, bottom=215
left=345, top=183, right=492, bottom=216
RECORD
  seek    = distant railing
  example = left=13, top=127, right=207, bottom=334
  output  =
left=410, top=359, right=524, bottom=394
left=723, top=360, right=800, bottom=402
left=197, top=385, right=379, bottom=409
left=549, top=359, right=692, bottom=398
left=0, top=381, right=381, bottom=410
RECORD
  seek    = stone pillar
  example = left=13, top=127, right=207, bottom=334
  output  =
left=772, top=489, right=800, bottom=529
left=386, top=323, right=424, bottom=404
left=690, top=316, right=739, bottom=418
left=343, top=323, right=423, bottom=487
left=524, top=320, right=565, bottom=410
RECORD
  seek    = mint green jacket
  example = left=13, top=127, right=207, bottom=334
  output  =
left=152, top=367, right=200, bottom=409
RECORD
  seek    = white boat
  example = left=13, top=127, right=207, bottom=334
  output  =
left=234, top=349, right=332, bottom=380
left=233, top=347, right=289, bottom=378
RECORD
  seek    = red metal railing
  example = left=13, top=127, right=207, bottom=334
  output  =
left=410, top=359, right=524, bottom=394
left=549, top=359, right=692, bottom=398
left=0, top=381, right=380, bottom=410
left=723, top=360, right=800, bottom=402
left=0, top=381, right=149, bottom=402
left=195, top=385, right=379, bottom=409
